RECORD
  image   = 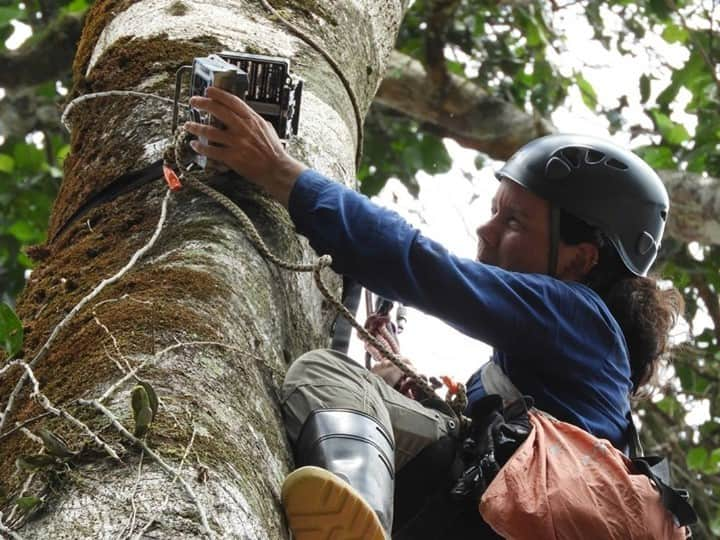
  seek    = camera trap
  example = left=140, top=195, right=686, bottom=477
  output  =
left=173, top=52, right=303, bottom=169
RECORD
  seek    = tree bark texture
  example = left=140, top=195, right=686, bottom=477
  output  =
left=0, top=0, right=407, bottom=537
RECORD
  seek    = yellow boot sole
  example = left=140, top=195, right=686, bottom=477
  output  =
left=281, top=466, right=387, bottom=540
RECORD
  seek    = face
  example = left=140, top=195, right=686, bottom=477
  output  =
left=476, top=178, right=552, bottom=274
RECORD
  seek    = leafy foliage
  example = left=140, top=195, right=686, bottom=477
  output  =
left=360, top=106, right=451, bottom=196
left=0, top=301, right=22, bottom=357
left=0, top=0, right=80, bottom=303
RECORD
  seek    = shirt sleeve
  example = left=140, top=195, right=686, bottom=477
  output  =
left=288, top=169, right=618, bottom=358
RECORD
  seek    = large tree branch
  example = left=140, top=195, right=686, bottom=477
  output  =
left=0, top=88, right=62, bottom=139
left=0, top=13, right=82, bottom=89
left=375, top=50, right=555, bottom=159
left=662, top=170, right=720, bottom=246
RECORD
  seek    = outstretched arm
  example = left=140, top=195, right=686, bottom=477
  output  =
left=184, top=86, right=306, bottom=207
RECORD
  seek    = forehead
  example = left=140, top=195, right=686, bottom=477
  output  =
left=493, top=177, right=549, bottom=217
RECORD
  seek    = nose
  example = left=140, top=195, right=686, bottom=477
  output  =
left=476, top=218, right=498, bottom=248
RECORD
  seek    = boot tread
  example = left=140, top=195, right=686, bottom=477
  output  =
left=282, top=466, right=386, bottom=540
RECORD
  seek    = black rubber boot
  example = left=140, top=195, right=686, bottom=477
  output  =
left=281, top=408, right=395, bottom=539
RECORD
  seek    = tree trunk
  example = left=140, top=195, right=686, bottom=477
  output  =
left=0, top=0, right=406, bottom=537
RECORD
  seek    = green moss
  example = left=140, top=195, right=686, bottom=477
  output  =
left=269, top=0, right=338, bottom=26
left=167, top=1, right=188, bottom=16
left=84, top=34, right=223, bottom=95
left=71, top=0, right=140, bottom=97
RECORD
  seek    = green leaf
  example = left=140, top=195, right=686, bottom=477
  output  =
left=446, top=60, right=465, bottom=76
left=655, top=396, right=680, bottom=417
left=15, top=495, right=42, bottom=511
left=639, top=75, right=651, bottom=105
left=635, top=146, right=675, bottom=169
left=56, top=144, right=71, bottom=164
left=38, top=429, right=76, bottom=459
left=138, top=381, right=159, bottom=421
left=418, top=135, right=451, bottom=174
left=61, top=0, right=90, bottom=14
left=661, top=24, right=688, bottom=44
left=686, top=447, right=707, bottom=470
left=0, top=153, right=14, bottom=173
left=705, top=448, right=720, bottom=474
left=131, top=385, right=153, bottom=437
left=0, top=6, right=23, bottom=26
left=13, top=142, right=45, bottom=173
left=575, top=74, right=598, bottom=110
left=16, top=454, right=59, bottom=471
left=0, top=302, right=23, bottom=358
left=9, top=220, right=42, bottom=243
left=651, top=111, right=690, bottom=145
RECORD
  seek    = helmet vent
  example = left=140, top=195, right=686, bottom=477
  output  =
left=560, top=148, right=583, bottom=168
left=660, top=210, right=668, bottom=221
left=586, top=150, right=605, bottom=164
left=545, top=156, right=572, bottom=179
left=605, top=158, right=628, bottom=170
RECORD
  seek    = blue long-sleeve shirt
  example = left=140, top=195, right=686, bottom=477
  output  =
left=288, top=170, right=632, bottom=449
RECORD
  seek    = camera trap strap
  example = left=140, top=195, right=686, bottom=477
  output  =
left=50, top=158, right=170, bottom=242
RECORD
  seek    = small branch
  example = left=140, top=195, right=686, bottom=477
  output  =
left=0, top=412, right=53, bottom=442
left=0, top=512, right=25, bottom=539
left=690, top=273, right=720, bottom=342
left=94, top=315, right=133, bottom=372
left=2, top=360, right=122, bottom=462
left=19, top=427, right=44, bottom=447
left=663, top=0, right=720, bottom=93
left=0, top=190, right=171, bottom=434
left=78, top=400, right=212, bottom=538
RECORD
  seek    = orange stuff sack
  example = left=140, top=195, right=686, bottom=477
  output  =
left=479, top=411, right=686, bottom=540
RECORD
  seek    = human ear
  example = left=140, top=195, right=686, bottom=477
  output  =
left=557, top=242, right=599, bottom=281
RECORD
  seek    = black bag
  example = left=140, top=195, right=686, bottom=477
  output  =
left=393, top=395, right=532, bottom=540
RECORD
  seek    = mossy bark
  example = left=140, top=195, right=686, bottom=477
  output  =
left=1, top=0, right=407, bottom=537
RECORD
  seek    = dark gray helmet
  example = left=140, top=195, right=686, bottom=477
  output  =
left=496, top=134, right=669, bottom=276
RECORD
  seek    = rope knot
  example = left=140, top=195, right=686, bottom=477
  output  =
left=317, top=254, right=333, bottom=268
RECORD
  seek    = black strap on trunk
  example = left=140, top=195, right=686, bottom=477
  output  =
left=51, top=159, right=166, bottom=242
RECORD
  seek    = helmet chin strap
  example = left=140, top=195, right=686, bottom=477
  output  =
left=548, top=205, right=561, bottom=277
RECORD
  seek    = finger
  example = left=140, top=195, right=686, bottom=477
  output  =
left=206, top=86, right=258, bottom=119
left=189, top=96, right=246, bottom=130
left=184, top=122, right=231, bottom=145
left=366, top=345, right=384, bottom=364
left=188, top=139, right=232, bottom=161
left=378, top=326, right=400, bottom=354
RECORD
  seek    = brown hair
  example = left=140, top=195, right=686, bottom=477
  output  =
left=560, top=211, right=684, bottom=394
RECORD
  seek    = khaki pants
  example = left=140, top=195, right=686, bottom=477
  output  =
left=281, top=349, right=459, bottom=470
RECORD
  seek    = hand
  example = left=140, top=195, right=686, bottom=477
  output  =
left=184, top=87, right=307, bottom=207
left=370, top=357, right=416, bottom=388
